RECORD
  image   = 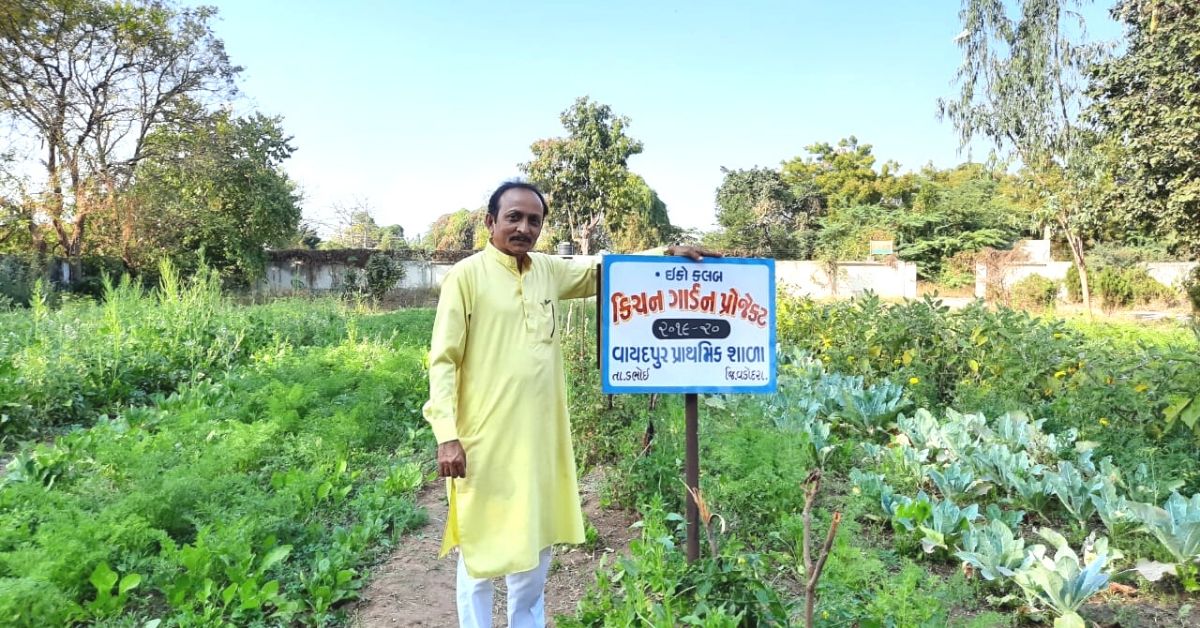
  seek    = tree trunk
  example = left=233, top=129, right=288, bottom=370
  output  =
left=1059, top=216, right=1091, bottom=315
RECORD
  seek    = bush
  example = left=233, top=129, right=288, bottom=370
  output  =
left=1010, top=274, right=1058, bottom=309
left=364, top=253, right=406, bottom=302
left=1184, top=266, right=1200, bottom=314
left=1090, top=266, right=1178, bottom=311
left=0, top=255, right=40, bottom=306
left=1096, top=267, right=1134, bottom=311
left=1087, top=242, right=1174, bottom=267
left=1127, top=267, right=1177, bottom=306
left=1065, top=265, right=1082, bottom=303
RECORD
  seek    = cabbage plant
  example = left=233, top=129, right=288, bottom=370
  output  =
left=1011, top=529, right=1114, bottom=628
left=956, top=519, right=1028, bottom=580
left=1129, top=492, right=1200, bottom=590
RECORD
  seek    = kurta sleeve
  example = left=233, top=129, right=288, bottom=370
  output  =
left=423, top=268, right=470, bottom=444
left=553, top=257, right=599, bottom=300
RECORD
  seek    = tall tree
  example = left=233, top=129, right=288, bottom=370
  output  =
left=940, top=0, right=1106, bottom=311
left=713, top=167, right=819, bottom=258
left=425, top=208, right=487, bottom=251
left=127, top=112, right=300, bottom=281
left=521, top=97, right=644, bottom=255
left=330, top=202, right=382, bottom=249
left=605, top=173, right=678, bottom=252
left=1091, top=0, right=1200, bottom=258
left=376, top=224, right=407, bottom=251
left=0, top=0, right=238, bottom=266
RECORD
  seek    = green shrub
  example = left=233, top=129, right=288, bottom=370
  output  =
left=1065, top=265, right=1082, bottom=303
left=0, top=316, right=434, bottom=625
left=364, top=253, right=406, bottom=301
left=1127, top=267, right=1177, bottom=306
left=1010, top=274, right=1058, bottom=309
left=1091, top=266, right=1177, bottom=310
left=1184, top=265, right=1200, bottom=314
left=1096, top=267, right=1134, bottom=311
left=0, top=255, right=40, bottom=306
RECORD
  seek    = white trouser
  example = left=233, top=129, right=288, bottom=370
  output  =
left=456, top=547, right=552, bottom=628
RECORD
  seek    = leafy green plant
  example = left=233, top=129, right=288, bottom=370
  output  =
left=1011, top=274, right=1059, bottom=309
left=956, top=519, right=1028, bottom=581
left=1129, top=492, right=1200, bottom=591
left=917, top=497, right=981, bottom=555
left=563, top=501, right=791, bottom=627
left=833, top=378, right=909, bottom=436
left=1011, top=529, right=1115, bottom=628
left=85, top=562, right=142, bottom=618
left=1091, top=480, right=1140, bottom=539
left=928, top=461, right=991, bottom=501
left=1042, top=460, right=1104, bottom=528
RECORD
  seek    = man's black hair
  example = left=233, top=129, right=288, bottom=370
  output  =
left=487, top=181, right=548, bottom=219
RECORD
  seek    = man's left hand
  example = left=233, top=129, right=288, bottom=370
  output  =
left=666, top=245, right=723, bottom=261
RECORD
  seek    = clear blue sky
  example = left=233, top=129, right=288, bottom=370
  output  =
left=206, top=0, right=1120, bottom=240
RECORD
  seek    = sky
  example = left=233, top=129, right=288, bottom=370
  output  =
left=205, top=0, right=1122, bottom=240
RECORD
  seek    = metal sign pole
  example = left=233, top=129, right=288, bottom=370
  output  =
left=685, top=392, right=700, bottom=563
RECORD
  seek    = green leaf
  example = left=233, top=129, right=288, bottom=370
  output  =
left=118, top=573, right=142, bottom=595
left=259, top=545, right=292, bottom=574
left=1180, top=397, right=1200, bottom=430
left=90, top=562, right=118, bottom=595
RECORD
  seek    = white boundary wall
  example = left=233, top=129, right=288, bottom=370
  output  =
left=259, top=255, right=920, bottom=300
left=974, top=261, right=1198, bottom=298
left=776, top=260, right=918, bottom=299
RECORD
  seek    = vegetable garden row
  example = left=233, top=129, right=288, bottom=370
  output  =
left=2, top=273, right=1198, bottom=626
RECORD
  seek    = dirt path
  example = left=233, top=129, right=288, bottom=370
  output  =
left=351, top=473, right=640, bottom=627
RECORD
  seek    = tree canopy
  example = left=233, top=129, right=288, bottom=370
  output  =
left=1091, top=0, right=1200, bottom=257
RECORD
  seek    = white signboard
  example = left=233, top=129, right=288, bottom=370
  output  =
left=600, top=255, right=776, bottom=394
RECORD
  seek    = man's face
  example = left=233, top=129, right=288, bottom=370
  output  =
left=487, top=188, right=544, bottom=257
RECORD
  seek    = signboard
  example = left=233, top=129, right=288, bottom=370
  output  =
left=869, top=240, right=894, bottom=256
left=600, top=255, right=776, bottom=394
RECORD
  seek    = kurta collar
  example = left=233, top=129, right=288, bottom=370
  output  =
left=484, top=242, right=531, bottom=274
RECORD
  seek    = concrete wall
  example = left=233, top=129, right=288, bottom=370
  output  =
left=258, top=254, right=919, bottom=300
left=776, top=260, right=919, bottom=299
left=974, top=261, right=1198, bottom=298
left=261, top=259, right=434, bottom=293
left=1146, top=262, right=1198, bottom=289
left=975, top=261, right=1073, bottom=298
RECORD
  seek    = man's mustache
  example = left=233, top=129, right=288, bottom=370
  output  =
left=510, top=236, right=531, bottom=243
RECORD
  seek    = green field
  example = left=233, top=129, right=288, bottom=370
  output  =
left=2, top=278, right=1199, bottom=626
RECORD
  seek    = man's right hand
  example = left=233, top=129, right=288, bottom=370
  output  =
left=438, top=440, right=467, bottom=478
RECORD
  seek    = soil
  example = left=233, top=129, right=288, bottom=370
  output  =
left=350, top=471, right=640, bottom=627
left=1081, top=597, right=1199, bottom=627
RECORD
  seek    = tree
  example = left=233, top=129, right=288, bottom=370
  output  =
left=376, top=224, right=408, bottom=251
left=127, top=112, right=300, bottom=282
left=605, top=173, right=678, bottom=252
left=293, top=222, right=322, bottom=250
left=940, top=0, right=1106, bottom=311
left=782, top=137, right=919, bottom=210
left=0, top=0, right=239, bottom=267
left=712, top=167, right=818, bottom=258
left=521, top=97, right=644, bottom=255
left=425, top=208, right=487, bottom=250
left=1091, top=0, right=1200, bottom=258
left=330, top=202, right=381, bottom=249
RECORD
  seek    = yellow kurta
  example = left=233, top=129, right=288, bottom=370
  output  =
left=423, top=243, right=597, bottom=579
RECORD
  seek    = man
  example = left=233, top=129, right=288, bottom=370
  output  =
left=423, top=181, right=714, bottom=627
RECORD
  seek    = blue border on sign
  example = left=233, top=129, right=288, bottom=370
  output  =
left=600, top=255, right=777, bottom=395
